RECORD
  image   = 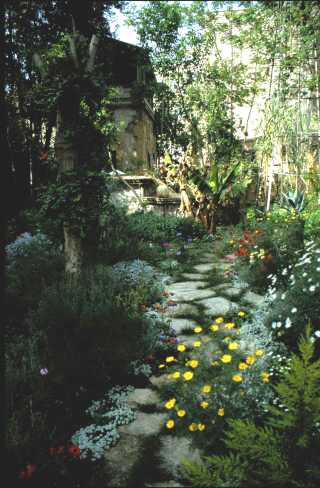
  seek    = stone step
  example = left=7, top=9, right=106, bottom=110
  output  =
left=162, top=302, right=199, bottom=318
left=193, top=263, right=215, bottom=273
left=180, top=273, right=207, bottom=281
left=158, top=435, right=203, bottom=482
left=169, top=287, right=216, bottom=302
left=150, top=374, right=173, bottom=388
left=170, top=318, right=197, bottom=335
left=127, top=388, right=161, bottom=409
left=119, top=412, right=167, bottom=437
left=104, top=434, right=143, bottom=487
left=197, top=296, right=239, bottom=317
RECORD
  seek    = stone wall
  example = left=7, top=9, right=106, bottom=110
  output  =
left=111, top=88, right=156, bottom=173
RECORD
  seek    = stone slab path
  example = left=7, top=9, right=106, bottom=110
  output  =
left=104, top=246, right=264, bottom=486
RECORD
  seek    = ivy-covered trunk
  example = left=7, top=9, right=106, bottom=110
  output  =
left=55, top=91, right=82, bottom=274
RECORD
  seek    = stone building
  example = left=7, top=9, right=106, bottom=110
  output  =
left=105, top=38, right=181, bottom=214
left=105, top=38, right=157, bottom=173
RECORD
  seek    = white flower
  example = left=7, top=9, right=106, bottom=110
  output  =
left=317, top=268, right=320, bottom=272
left=291, top=307, right=297, bottom=313
left=314, top=330, right=320, bottom=338
left=285, top=317, right=292, bottom=329
left=281, top=293, right=286, bottom=300
left=309, top=285, right=316, bottom=292
left=302, top=272, right=307, bottom=277
left=282, top=268, right=288, bottom=276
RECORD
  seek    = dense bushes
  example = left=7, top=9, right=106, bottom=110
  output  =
left=182, top=327, right=320, bottom=487
left=33, top=264, right=168, bottom=387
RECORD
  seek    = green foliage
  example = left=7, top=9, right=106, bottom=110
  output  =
left=282, top=190, right=305, bottom=215
left=181, top=326, right=320, bottom=487
left=126, top=211, right=206, bottom=243
left=5, top=233, right=64, bottom=333
left=182, top=453, right=245, bottom=488
left=33, top=264, right=166, bottom=387
left=38, top=168, right=109, bottom=247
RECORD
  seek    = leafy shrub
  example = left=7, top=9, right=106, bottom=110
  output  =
left=33, top=265, right=168, bottom=388
left=233, top=212, right=307, bottom=292
left=111, top=259, right=163, bottom=302
left=126, top=211, right=206, bottom=244
left=5, top=232, right=64, bottom=332
left=182, top=326, right=320, bottom=488
left=158, top=314, right=274, bottom=451
left=264, top=240, right=320, bottom=350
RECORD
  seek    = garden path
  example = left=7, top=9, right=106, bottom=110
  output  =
left=104, top=247, right=263, bottom=487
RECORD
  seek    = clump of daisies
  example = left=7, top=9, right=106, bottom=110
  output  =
left=264, top=240, right=320, bottom=349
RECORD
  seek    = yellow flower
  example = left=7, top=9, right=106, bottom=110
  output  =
left=188, top=359, right=199, bottom=369
left=193, top=341, right=202, bottom=348
left=255, top=349, right=264, bottom=357
left=238, top=311, right=246, bottom=317
left=221, top=354, right=232, bottom=363
left=166, top=356, right=175, bottom=363
left=183, top=371, right=194, bottom=381
left=172, top=371, right=181, bottom=379
left=210, top=325, right=219, bottom=332
left=202, top=385, right=212, bottom=394
left=198, top=423, right=206, bottom=431
left=177, top=409, right=186, bottom=417
left=166, top=419, right=175, bottom=429
left=194, top=326, right=202, bottom=333
left=246, top=356, right=255, bottom=365
left=232, top=374, right=243, bottom=382
left=215, top=317, right=224, bottom=324
left=228, top=342, right=239, bottom=350
left=225, top=322, right=235, bottom=329
left=211, top=361, right=219, bottom=367
left=159, top=364, right=165, bottom=369
left=218, top=408, right=225, bottom=416
left=229, top=240, right=235, bottom=245
left=177, top=344, right=186, bottom=352
left=223, top=336, right=231, bottom=342
left=189, top=423, right=198, bottom=432
left=238, top=362, right=248, bottom=370
left=165, top=398, right=176, bottom=409
left=200, top=401, right=209, bottom=409
left=261, top=372, right=270, bottom=383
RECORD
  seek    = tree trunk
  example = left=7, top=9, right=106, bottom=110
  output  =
left=179, top=188, right=193, bottom=217
left=55, top=108, right=83, bottom=274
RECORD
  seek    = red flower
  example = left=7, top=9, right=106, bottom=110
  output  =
left=236, top=246, right=249, bottom=257
left=68, top=444, right=81, bottom=457
left=19, top=464, right=37, bottom=480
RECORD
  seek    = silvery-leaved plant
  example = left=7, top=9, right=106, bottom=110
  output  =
left=71, top=385, right=136, bottom=460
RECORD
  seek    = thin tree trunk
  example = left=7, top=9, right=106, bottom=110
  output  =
left=55, top=108, right=83, bottom=273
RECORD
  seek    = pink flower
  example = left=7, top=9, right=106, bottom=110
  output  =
left=19, top=464, right=37, bottom=479
left=40, top=367, right=48, bottom=376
